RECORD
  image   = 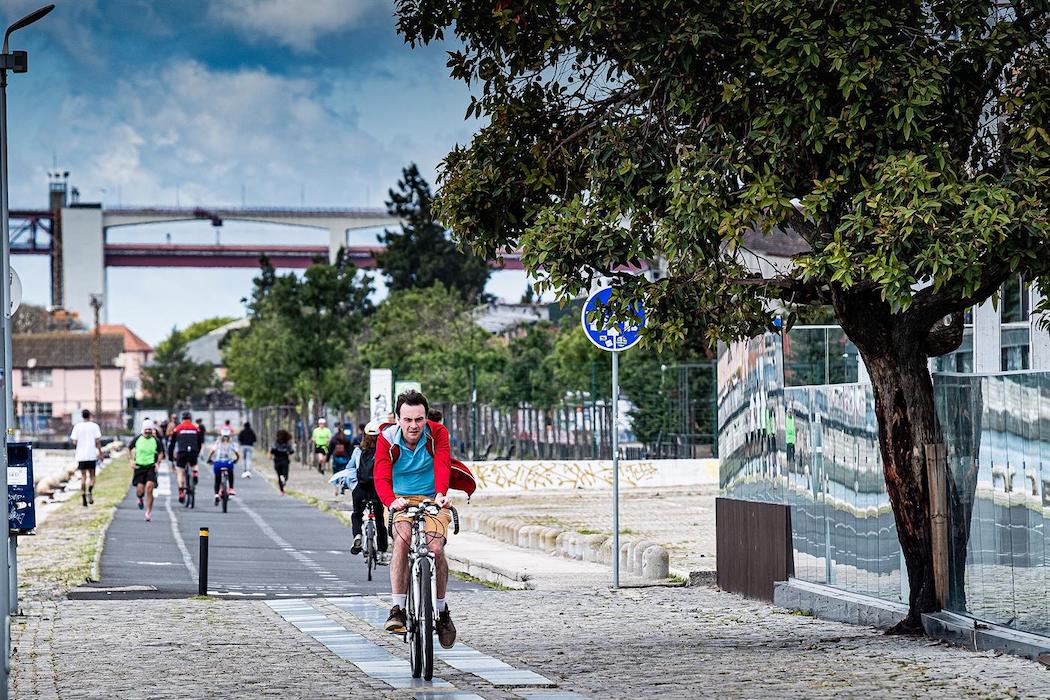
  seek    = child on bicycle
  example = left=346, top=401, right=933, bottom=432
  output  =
left=207, top=432, right=240, bottom=504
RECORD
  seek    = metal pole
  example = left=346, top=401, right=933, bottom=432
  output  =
left=590, top=360, right=598, bottom=459
left=91, top=297, right=102, bottom=420
left=470, top=364, right=477, bottom=461
left=6, top=539, right=13, bottom=615
left=0, top=64, right=13, bottom=699
left=612, top=351, right=620, bottom=588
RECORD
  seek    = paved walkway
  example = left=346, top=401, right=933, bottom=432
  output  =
left=13, top=457, right=1050, bottom=698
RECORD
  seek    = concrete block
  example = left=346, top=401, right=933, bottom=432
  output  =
left=582, top=535, right=607, bottom=563
left=619, top=542, right=631, bottom=572
left=642, top=545, right=669, bottom=579
left=542, top=527, right=560, bottom=553
left=631, top=540, right=659, bottom=576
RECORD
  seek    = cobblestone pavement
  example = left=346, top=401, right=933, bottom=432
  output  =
left=12, top=584, right=1050, bottom=699
left=264, top=460, right=718, bottom=574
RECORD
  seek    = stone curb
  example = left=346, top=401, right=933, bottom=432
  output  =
left=459, top=511, right=671, bottom=580
left=445, top=552, right=531, bottom=591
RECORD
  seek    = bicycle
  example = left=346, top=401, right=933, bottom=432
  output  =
left=181, top=462, right=196, bottom=509
left=388, top=501, right=459, bottom=680
left=362, top=498, right=384, bottom=581
left=212, top=460, right=235, bottom=513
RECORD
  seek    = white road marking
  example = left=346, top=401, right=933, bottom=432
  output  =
left=163, top=470, right=198, bottom=581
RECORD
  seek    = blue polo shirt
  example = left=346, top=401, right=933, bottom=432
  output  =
left=392, top=425, right=436, bottom=496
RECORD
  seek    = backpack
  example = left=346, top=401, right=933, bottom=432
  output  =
left=381, top=421, right=478, bottom=500
left=357, top=448, right=375, bottom=483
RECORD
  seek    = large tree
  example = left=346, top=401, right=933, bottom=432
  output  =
left=396, top=1, right=1049, bottom=630
left=226, top=253, right=374, bottom=413
left=376, top=164, right=492, bottom=303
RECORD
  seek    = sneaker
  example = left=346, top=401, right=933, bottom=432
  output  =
left=228, top=487, right=236, bottom=497
left=144, top=511, right=152, bottom=522
left=88, top=491, right=94, bottom=505
left=178, top=488, right=186, bottom=504
left=436, top=607, right=457, bottom=649
left=384, top=605, right=407, bottom=634
left=241, top=471, right=250, bottom=479
left=350, top=535, right=362, bottom=555
left=137, top=497, right=144, bottom=510
left=215, top=495, right=220, bottom=506
left=82, top=493, right=88, bottom=507
left=192, top=469, right=199, bottom=485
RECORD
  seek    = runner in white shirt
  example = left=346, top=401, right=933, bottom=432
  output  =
left=70, top=409, right=103, bottom=507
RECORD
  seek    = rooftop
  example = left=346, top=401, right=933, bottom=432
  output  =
left=98, top=324, right=152, bottom=353
left=14, top=332, right=125, bottom=369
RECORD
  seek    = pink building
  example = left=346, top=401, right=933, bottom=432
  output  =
left=99, top=324, right=154, bottom=403
left=13, top=332, right=126, bottom=433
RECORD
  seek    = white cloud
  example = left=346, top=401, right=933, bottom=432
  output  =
left=49, top=59, right=395, bottom=206
left=208, top=0, right=391, bottom=52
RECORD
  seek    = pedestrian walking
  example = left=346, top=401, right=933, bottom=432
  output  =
left=70, top=408, right=102, bottom=507
left=239, top=421, right=257, bottom=478
left=270, top=428, right=294, bottom=495
left=128, top=419, right=163, bottom=522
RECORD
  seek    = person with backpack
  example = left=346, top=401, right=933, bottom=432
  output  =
left=328, top=422, right=353, bottom=488
left=346, top=422, right=388, bottom=559
left=270, top=428, right=295, bottom=495
left=168, top=411, right=203, bottom=504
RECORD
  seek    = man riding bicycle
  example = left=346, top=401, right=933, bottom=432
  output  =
left=312, top=418, right=332, bottom=473
left=376, top=390, right=456, bottom=649
left=168, top=411, right=203, bottom=503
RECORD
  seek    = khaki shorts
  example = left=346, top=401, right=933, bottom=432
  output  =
left=392, top=495, right=452, bottom=540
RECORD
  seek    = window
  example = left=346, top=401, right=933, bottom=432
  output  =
left=1001, top=275, right=1031, bottom=323
left=21, top=368, right=52, bottom=387
left=19, top=401, right=53, bottom=432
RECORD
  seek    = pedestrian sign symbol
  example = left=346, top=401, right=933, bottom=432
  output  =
left=580, top=287, right=646, bottom=352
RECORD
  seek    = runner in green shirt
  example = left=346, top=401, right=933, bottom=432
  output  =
left=311, top=418, right=333, bottom=473
left=128, top=420, right=163, bottom=522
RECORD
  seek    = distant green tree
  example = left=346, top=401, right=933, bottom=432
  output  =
left=225, top=253, right=374, bottom=413
left=142, top=334, right=216, bottom=410
left=361, top=284, right=506, bottom=404
left=376, top=164, right=491, bottom=303
left=497, top=322, right=561, bottom=408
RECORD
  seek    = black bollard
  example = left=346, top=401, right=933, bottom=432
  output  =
left=199, top=527, right=209, bottom=595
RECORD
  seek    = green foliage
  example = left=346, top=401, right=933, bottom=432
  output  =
left=141, top=333, right=216, bottom=410
left=396, top=1, right=1049, bottom=344
left=376, top=164, right=492, bottom=303
left=360, top=284, right=507, bottom=404
left=225, top=253, right=374, bottom=410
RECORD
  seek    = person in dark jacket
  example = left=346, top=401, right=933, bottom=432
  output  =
left=238, top=422, right=257, bottom=478
left=270, top=428, right=295, bottom=495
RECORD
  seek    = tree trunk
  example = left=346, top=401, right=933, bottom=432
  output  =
left=836, top=291, right=941, bottom=633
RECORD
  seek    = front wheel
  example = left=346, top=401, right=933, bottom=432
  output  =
left=419, top=557, right=434, bottom=680
left=365, top=524, right=376, bottom=582
left=408, top=564, right=423, bottom=679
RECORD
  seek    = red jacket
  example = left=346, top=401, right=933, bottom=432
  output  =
left=374, top=420, right=450, bottom=507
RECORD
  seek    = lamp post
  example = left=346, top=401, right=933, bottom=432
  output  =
left=0, top=6, right=56, bottom=698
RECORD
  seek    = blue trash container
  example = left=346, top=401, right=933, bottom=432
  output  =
left=7, top=442, right=35, bottom=533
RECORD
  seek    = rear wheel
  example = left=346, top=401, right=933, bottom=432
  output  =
left=365, top=523, right=376, bottom=582
left=221, top=471, right=229, bottom=513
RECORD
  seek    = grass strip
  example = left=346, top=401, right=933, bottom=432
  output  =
left=17, top=454, right=131, bottom=598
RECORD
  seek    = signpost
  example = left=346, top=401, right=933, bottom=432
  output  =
left=580, top=287, right=646, bottom=588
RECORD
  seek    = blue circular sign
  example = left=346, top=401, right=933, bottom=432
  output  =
left=580, top=287, right=646, bottom=352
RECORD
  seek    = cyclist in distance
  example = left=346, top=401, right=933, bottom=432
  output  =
left=169, top=411, right=203, bottom=503
left=375, top=390, right=456, bottom=648
left=312, top=417, right=332, bottom=473
left=206, top=431, right=240, bottom=503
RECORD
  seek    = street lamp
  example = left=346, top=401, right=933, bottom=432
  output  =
left=0, top=6, right=55, bottom=699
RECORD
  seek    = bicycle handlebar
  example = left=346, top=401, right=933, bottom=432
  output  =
left=386, top=501, right=460, bottom=536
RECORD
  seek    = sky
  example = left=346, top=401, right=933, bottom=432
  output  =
left=4, top=0, right=535, bottom=344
